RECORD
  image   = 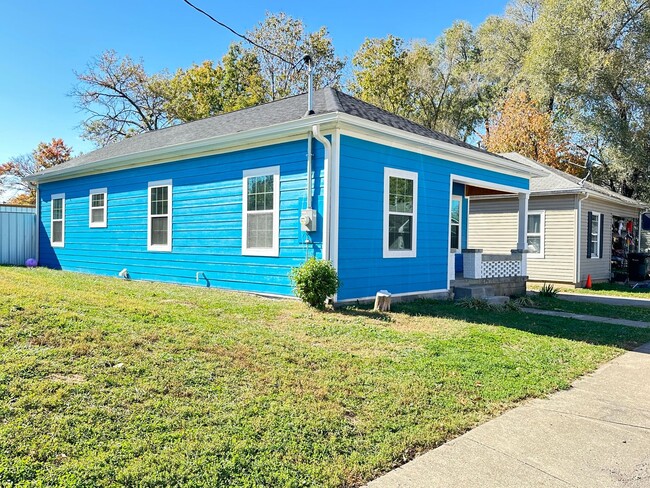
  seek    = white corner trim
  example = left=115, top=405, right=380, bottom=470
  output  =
left=242, top=165, right=280, bottom=257
left=383, top=167, right=418, bottom=258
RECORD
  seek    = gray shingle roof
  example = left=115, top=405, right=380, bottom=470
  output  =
left=501, top=152, right=646, bottom=208
left=36, top=87, right=490, bottom=176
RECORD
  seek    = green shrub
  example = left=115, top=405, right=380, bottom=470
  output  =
left=456, top=298, right=495, bottom=310
left=539, top=283, right=558, bottom=298
left=290, top=257, right=340, bottom=309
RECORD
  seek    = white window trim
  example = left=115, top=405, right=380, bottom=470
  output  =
left=590, top=213, right=601, bottom=259
left=450, top=195, right=462, bottom=252
left=147, top=179, right=172, bottom=252
left=89, top=187, right=107, bottom=228
left=242, top=166, right=280, bottom=257
left=527, top=210, right=545, bottom=259
left=383, top=167, right=418, bottom=258
left=51, top=193, right=65, bottom=248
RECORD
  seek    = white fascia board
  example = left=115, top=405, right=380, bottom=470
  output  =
left=28, top=113, right=340, bottom=183
left=336, top=115, right=546, bottom=180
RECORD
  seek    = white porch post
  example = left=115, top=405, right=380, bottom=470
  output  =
left=517, top=192, right=529, bottom=277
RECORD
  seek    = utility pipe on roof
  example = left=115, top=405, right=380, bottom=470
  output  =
left=312, top=125, right=331, bottom=261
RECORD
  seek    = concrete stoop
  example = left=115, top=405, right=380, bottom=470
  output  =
left=453, top=285, right=509, bottom=305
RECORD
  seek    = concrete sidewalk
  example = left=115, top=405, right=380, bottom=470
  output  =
left=555, top=291, right=650, bottom=309
left=368, top=342, right=650, bottom=488
left=520, top=307, right=649, bottom=328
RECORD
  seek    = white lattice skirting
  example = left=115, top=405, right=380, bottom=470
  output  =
left=481, top=260, right=522, bottom=279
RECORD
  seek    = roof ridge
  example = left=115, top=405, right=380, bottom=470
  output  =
left=324, top=87, right=344, bottom=112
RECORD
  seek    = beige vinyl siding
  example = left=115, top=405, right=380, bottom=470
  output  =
left=579, top=197, right=640, bottom=285
left=468, top=195, right=577, bottom=284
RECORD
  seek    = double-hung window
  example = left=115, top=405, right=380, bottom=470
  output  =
left=89, top=188, right=107, bottom=228
left=383, top=168, right=418, bottom=258
left=587, top=211, right=602, bottom=259
left=148, top=180, right=172, bottom=251
left=242, top=166, right=279, bottom=256
left=450, top=195, right=462, bottom=251
left=527, top=211, right=545, bottom=258
left=51, top=193, right=65, bottom=247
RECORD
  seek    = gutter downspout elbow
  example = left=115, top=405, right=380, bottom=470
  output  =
left=312, top=125, right=331, bottom=261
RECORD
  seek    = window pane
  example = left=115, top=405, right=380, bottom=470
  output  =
left=528, top=214, right=540, bottom=233
left=151, top=216, right=168, bottom=245
left=389, top=176, right=413, bottom=213
left=451, top=225, right=459, bottom=250
left=527, top=236, right=541, bottom=253
left=388, top=214, right=412, bottom=250
left=91, top=208, right=104, bottom=223
left=150, top=187, right=168, bottom=216
left=451, top=200, right=460, bottom=225
left=247, top=212, right=273, bottom=248
left=52, top=221, right=63, bottom=242
left=247, top=175, right=274, bottom=212
left=52, top=199, right=62, bottom=220
left=91, top=193, right=104, bottom=208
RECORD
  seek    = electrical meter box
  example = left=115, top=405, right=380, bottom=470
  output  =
left=300, top=209, right=317, bottom=232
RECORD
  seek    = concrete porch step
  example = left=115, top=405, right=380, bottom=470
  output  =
left=454, top=285, right=495, bottom=299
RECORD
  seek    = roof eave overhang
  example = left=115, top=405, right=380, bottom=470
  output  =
left=28, top=111, right=543, bottom=184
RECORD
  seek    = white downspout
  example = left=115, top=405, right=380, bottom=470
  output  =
left=34, top=183, right=40, bottom=264
left=306, top=132, right=313, bottom=209
left=576, top=192, right=589, bottom=285
left=312, top=125, right=331, bottom=261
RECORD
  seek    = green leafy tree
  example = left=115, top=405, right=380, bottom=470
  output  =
left=162, top=44, right=266, bottom=122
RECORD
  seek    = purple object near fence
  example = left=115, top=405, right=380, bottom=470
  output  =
left=25, top=258, right=37, bottom=268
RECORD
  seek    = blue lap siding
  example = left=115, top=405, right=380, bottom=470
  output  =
left=39, top=139, right=323, bottom=296
left=336, top=135, right=528, bottom=301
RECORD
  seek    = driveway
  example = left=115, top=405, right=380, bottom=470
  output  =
left=368, top=342, right=650, bottom=487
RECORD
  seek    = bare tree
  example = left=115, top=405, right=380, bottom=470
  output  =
left=71, top=50, right=171, bottom=147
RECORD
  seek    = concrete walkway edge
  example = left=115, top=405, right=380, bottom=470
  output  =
left=521, top=307, right=650, bottom=328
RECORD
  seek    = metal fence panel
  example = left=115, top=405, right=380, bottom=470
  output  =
left=0, top=205, right=37, bottom=265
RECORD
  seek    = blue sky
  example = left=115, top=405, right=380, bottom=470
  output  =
left=0, top=0, right=509, bottom=162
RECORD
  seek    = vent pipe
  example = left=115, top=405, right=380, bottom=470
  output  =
left=303, top=54, right=314, bottom=116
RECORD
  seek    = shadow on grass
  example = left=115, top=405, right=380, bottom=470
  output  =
left=342, top=299, right=650, bottom=352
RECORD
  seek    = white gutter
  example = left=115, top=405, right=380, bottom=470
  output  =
left=575, top=192, right=589, bottom=285
left=312, top=125, right=331, bottom=261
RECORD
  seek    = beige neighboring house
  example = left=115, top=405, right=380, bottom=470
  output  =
left=467, top=153, right=648, bottom=287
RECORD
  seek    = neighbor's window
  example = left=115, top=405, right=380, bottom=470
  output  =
left=51, top=193, right=65, bottom=247
left=384, top=168, right=418, bottom=258
left=242, top=166, right=279, bottom=256
left=89, top=188, right=107, bottom=228
left=527, top=211, right=545, bottom=258
left=450, top=195, right=462, bottom=251
left=588, top=212, right=601, bottom=259
left=148, top=180, right=172, bottom=251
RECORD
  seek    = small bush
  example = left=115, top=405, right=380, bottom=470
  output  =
left=456, top=298, right=495, bottom=311
left=512, top=296, right=534, bottom=307
left=539, top=283, right=558, bottom=298
left=290, top=257, right=340, bottom=309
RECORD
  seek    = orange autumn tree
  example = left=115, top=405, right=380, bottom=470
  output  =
left=483, top=92, right=583, bottom=176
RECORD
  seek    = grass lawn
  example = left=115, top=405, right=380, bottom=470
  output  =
left=531, top=282, right=650, bottom=299
left=2, top=267, right=650, bottom=487
left=528, top=296, right=650, bottom=323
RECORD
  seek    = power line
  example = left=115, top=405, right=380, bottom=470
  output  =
left=181, top=0, right=298, bottom=69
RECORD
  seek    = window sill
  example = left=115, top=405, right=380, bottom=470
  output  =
left=243, top=247, right=279, bottom=257
left=148, top=245, right=172, bottom=252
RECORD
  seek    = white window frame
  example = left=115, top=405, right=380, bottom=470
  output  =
left=527, top=210, right=545, bottom=259
left=590, top=212, right=601, bottom=259
left=89, top=188, right=107, bottom=228
left=383, top=167, right=418, bottom=258
left=242, top=166, right=280, bottom=257
left=450, top=195, right=462, bottom=252
left=147, top=180, right=172, bottom=252
left=51, top=193, right=65, bottom=248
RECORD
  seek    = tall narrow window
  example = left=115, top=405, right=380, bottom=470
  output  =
left=383, top=168, right=418, bottom=258
left=242, top=166, right=279, bottom=256
left=148, top=180, right=172, bottom=251
left=450, top=195, right=462, bottom=251
left=51, top=193, right=65, bottom=247
left=89, top=188, right=107, bottom=228
left=527, top=211, right=545, bottom=258
left=588, top=212, right=601, bottom=259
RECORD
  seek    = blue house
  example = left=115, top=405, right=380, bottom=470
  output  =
left=29, top=88, right=540, bottom=303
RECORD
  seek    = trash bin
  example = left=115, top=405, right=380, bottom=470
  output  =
left=628, top=253, right=650, bottom=281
